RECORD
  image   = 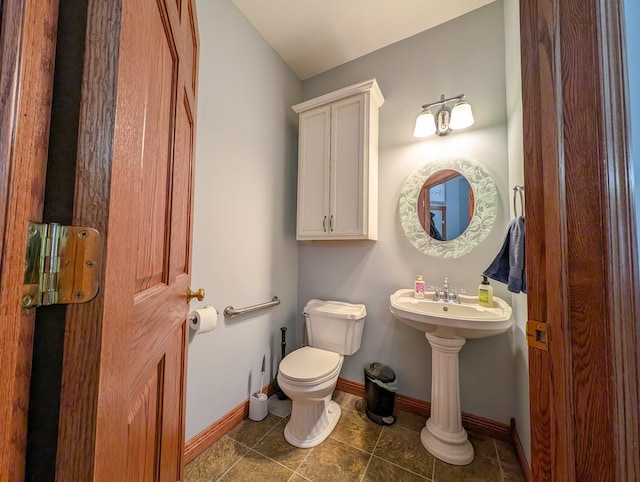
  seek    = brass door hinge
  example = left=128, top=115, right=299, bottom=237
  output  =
left=22, top=222, right=102, bottom=309
left=526, top=320, right=548, bottom=351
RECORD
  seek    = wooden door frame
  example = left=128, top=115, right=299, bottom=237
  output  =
left=56, top=0, right=156, bottom=477
left=52, top=1, right=127, bottom=479
left=521, top=0, right=640, bottom=479
left=0, top=1, right=59, bottom=480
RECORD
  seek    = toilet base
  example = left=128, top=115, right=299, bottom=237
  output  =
left=283, top=398, right=341, bottom=448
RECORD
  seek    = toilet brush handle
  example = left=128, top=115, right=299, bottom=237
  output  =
left=280, top=327, right=287, bottom=360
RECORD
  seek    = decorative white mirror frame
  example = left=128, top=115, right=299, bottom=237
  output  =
left=399, top=154, right=497, bottom=258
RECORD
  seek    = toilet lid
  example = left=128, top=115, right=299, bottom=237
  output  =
left=279, top=346, right=341, bottom=382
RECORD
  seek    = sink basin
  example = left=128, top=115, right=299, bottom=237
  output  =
left=389, top=288, right=514, bottom=466
left=389, top=288, right=513, bottom=339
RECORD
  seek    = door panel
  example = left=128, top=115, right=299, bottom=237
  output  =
left=122, top=0, right=198, bottom=477
left=182, top=0, right=199, bottom=92
left=172, top=90, right=195, bottom=277
left=127, top=365, right=161, bottom=482
left=54, top=0, right=199, bottom=479
left=132, top=0, right=177, bottom=293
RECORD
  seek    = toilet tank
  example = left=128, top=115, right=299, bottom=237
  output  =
left=304, top=300, right=366, bottom=355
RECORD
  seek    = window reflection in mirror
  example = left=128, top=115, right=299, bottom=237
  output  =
left=417, top=169, right=474, bottom=241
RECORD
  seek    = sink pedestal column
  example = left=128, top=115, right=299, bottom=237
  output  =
left=421, top=333, right=474, bottom=465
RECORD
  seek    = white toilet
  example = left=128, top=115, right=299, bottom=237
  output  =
left=277, top=299, right=366, bottom=448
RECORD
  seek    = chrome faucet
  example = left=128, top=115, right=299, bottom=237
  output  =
left=427, top=277, right=466, bottom=304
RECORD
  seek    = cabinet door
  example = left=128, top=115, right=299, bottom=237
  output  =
left=297, top=105, right=331, bottom=239
left=330, top=95, right=367, bottom=238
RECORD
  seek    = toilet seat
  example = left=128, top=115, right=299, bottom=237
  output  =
left=279, top=346, right=342, bottom=384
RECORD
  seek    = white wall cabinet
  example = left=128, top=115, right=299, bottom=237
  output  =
left=293, top=79, right=384, bottom=240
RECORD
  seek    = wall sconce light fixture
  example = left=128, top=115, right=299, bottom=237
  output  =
left=413, top=93, right=474, bottom=137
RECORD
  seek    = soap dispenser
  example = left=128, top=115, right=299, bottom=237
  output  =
left=478, top=275, right=494, bottom=307
left=414, top=275, right=425, bottom=299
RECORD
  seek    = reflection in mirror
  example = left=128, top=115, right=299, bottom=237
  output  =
left=418, top=169, right=474, bottom=241
left=399, top=154, right=497, bottom=258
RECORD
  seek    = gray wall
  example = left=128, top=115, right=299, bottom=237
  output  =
left=186, top=0, right=301, bottom=440
left=625, top=0, right=640, bottom=255
left=298, top=2, right=517, bottom=424
left=503, top=0, right=530, bottom=461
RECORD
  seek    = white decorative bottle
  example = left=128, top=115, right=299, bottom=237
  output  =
left=414, top=275, right=425, bottom=298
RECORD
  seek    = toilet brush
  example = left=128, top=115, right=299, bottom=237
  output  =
left=273, top=327, right=289, bottom=400
left=259, top=355, right=265, bottom=394
left=249, top=355, right=269, bottom=422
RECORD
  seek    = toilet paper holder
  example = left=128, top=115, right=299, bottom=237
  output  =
left=189, top=305, right=218, bottom=322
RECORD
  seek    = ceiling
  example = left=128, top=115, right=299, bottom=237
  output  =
left=232, top=0, right=496, bottom=80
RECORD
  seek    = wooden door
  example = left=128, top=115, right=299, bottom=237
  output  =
left=52, top=0, right=199, bottom=480
left=521, top=0, right=640, bottom=479
left=0, top=1, right=59, bottom=479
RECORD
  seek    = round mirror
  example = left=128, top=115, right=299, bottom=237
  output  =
left=418, top=169, right=473, bottom=241
left=399, top=154, right=497, bottom=258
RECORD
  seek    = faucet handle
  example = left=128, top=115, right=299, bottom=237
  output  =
left=426, top=287, right=441, bottom=300
left=451, top=288, right=467, bottom=303
left=443, top=277, right=449, bottom=289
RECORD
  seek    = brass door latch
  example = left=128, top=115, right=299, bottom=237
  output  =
left=526, top=320, right=548, bottom=351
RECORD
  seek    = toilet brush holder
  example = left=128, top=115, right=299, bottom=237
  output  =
left=249, top=392, right=268, bottom=421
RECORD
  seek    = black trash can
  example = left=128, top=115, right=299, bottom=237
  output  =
left=364, top=363, right=397, bottom=425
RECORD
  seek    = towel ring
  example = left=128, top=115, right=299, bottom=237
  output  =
left=513, top=185, right=525, bottom=217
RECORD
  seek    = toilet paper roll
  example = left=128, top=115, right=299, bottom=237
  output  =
left=189, top=305, right=218, bottom=334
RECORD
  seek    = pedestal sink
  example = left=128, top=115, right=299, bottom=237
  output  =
left=389, top=288, right=513, bottom=465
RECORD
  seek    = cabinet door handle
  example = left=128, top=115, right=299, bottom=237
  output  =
left=330, top=215, right=334, bottom=232
left=323, top=216, right=327, bottom=232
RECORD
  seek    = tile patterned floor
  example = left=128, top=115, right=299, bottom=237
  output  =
left=185, top=391, right=525, bottom=482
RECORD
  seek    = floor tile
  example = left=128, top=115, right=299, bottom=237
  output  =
left=496, top=439, right=520, bottom=467
left=252, top=421, right=310, bottom=471
left=362, top=455, right=430, bottom=482
left=296, top=437, right=370, bottom=482
left=468, top=432, right=498, bottom=460
left=225, top=413, right=283, bottom=448
left=330, top=407, right=383, bottom=453
left=347, top=395, right=367, bottom=413
left=373, top=425, right=435, bottom=479
left=184, top=436, right=248, bottom=482
left=289, top=475, right=311, bottom=482
left=186, top=406, right=526, bottom=482
left=218, top=449, right=293, bottom=481
left=394, top=410, right=428, bottom=433
left=434, top=455, right=502, bottom=482
left=501, top=461, right=526, bottom=481
left=332, top=389, right=352, bottom=407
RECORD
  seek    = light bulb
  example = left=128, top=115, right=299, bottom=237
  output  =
left=449, top=101, right=474, bottom=130
left=413, top=110, right=436, bottom=137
